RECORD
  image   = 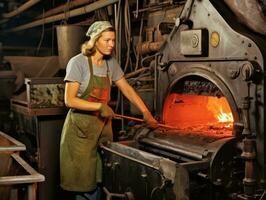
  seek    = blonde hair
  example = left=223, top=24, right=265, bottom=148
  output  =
left=81, top=27, right=115, bottom=57
left=81, top=40, right=97, bottom=56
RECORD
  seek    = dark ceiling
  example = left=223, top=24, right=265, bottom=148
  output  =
left=0, top=0, right=102, bottom=56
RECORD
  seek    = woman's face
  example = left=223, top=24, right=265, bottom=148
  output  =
left=95, top=31, right=115, bottom=56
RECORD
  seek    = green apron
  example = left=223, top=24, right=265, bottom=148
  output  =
left=60, top=57, right=112, bottom=192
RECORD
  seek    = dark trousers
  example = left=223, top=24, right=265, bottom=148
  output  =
left=60, top=187, right=101, bottom=200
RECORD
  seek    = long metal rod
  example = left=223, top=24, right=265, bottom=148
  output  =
left=114, top=114, right=177, bottom=129
left=5, top=0, right=119, bottom=33
left=154, top=53, right=158, bottom=113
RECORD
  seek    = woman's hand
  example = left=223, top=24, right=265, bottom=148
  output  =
left=99, top=104, right=114, bottom=118
left=143, top=110, right=159, bottom=129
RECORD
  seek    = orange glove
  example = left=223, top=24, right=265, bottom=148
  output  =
left=143, top=110, right=159, bottom=129
left=99, top=104, right=114, bottom=118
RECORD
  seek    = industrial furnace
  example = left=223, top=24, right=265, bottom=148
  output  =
left=0, top=0, right=265, bottom=199
left=101, top=0, right=266, bottom=199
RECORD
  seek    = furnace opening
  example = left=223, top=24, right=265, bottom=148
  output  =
left=162, top=76, right=234, bottom=138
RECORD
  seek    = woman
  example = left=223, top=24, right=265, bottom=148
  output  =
left=60, top=21, right=158, bottom=200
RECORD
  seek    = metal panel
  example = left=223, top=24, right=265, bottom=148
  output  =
left=101, top=142, right=182, bottom=200
left=180, top=29, right=208, bottom=56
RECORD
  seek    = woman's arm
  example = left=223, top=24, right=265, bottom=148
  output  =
left=64, top=81, right=102, bottom=111
left=115, top=77, right=149, bottom=113
left=115, top=77, right=158, bottom=127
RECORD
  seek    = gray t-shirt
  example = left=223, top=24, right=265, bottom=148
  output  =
left=64, top=53, right=124, bottom=96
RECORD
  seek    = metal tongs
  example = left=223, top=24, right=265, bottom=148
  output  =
left=114, top=114, right=177, bottom=129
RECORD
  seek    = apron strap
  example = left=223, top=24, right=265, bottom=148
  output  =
left=106, top=59, right=111, bottom=84
left=88, top=56, right=94, bottom=75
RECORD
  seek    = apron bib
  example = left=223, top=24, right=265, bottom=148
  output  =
left=60, top=57, right=112, bottom=192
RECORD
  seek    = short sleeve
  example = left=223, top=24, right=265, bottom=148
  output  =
left=64, top=56, right=83, bottom=83
left=108, top=57, right=124, bottom=82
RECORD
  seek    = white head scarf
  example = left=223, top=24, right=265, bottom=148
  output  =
left=85, top=21, right=113, bottom=49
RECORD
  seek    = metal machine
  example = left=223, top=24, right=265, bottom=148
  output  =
left=100, top=0, right=266, bottom=199
left=0, top=0, right=266, bottom=199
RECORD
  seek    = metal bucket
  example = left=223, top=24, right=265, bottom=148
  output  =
left=56, top=25, right=87, bottom=69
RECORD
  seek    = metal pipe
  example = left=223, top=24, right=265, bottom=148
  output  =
left=114, top=0, right=125, bottom=133
left=27, top=183, right=37, bottom=200
left=5, top=0, right=119, bottom=33
left=2, top=0, right=41, bottom=18
left=137, top=41, right=162, bottom=55
left=154, top=54, right=158, bottom=113
left=125, top=67, right=150, bottom=79
left=239, top=95, right=257, bottom=198
left=35, top=0, right=93, bottom=19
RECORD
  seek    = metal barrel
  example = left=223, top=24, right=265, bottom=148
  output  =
left=56, top=25, right=87, bottom=69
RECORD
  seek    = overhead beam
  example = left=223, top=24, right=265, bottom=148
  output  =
left=2, top=0, right=41, bottom=18
left=5, top=0, right=119, bottom=33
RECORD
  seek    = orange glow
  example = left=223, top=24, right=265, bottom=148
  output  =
left=162, top=93, right=234, bottom=136
left=206, top=96, right=234, bottom=127
left=217, top=108, right=233, bottom=123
